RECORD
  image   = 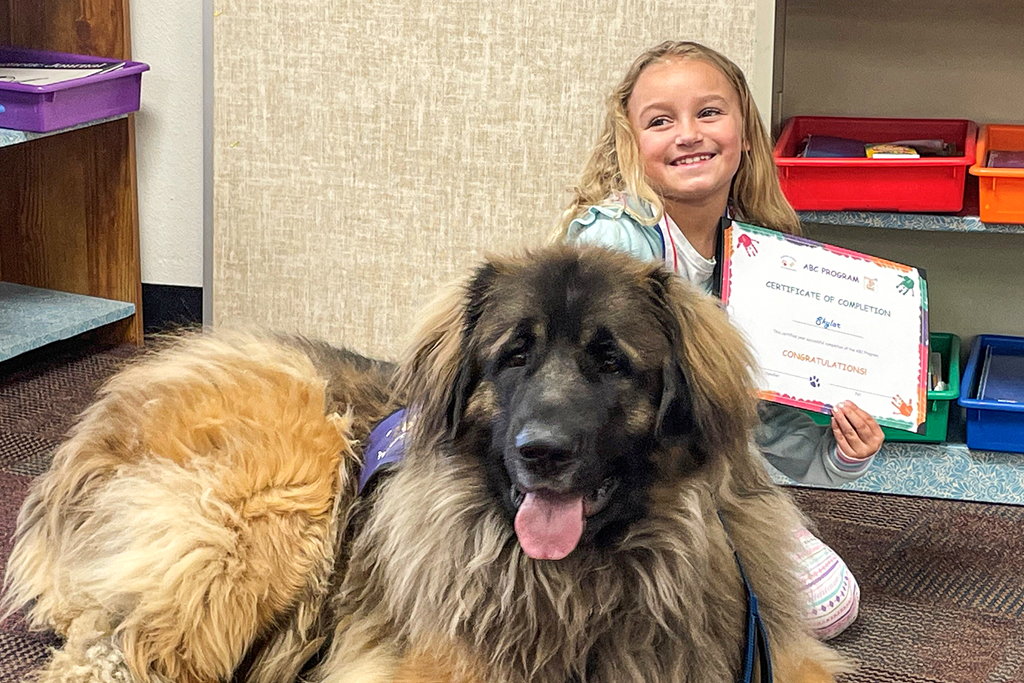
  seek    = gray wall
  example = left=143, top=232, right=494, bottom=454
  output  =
left=780, top=0, right=1024, bottom=355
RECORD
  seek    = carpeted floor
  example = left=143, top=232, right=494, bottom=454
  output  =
left=1, top=341, right=1023, bottom=683
left=0, top=341, right=137, bottom=683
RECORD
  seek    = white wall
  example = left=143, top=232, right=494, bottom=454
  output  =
left=751, top=0, right=779, bottom=131
left=131, top=1, right=205, bottom=288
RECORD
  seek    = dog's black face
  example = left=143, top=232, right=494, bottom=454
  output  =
left=448, top=249, right=701, bottom=560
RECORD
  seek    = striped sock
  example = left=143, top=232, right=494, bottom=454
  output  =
left=793, top=524, right=861, bottom=640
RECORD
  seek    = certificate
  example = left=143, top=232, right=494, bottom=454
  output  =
left=720, top=221, right=928, bottom=432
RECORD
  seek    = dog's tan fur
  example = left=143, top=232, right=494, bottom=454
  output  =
left=4, top=248, right=849, bottom=683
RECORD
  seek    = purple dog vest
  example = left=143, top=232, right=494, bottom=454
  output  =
left=357, top=409, right=409, bottom=493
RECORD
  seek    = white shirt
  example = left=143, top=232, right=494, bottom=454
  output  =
left=657, top=212, right=717, bottom=293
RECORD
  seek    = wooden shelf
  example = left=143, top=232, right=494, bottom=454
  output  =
left=0, top=0, right=143, bottom=357
left=0, top=282, right=134, bottom=361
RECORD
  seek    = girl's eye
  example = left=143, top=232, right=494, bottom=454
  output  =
left=698, top=108, right=723, bottom=118
left=648, top=116, right=670, bottom=128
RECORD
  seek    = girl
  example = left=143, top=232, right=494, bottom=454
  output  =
left=554, top=40, right=884, bottom=640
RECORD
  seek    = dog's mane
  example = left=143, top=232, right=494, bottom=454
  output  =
left=328, top=439, right=811, bottom=682
left=325, top=248, right=815, bottom=682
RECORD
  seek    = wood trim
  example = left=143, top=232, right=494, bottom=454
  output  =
left=3, top=0, right=126, bottom=57
left=0, top=0, right=11, bottom=46
left=0, top=119, right=143, bottom=345
left=0, top=0, right=142, bottom=346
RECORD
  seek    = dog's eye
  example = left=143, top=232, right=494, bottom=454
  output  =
left=597, top=355, right=626, bottom=374
left=507, top=350, right=529, bottom=368
left=589, top=337, right=629, bottom=375
left=500, top=337, right=532, bottom=369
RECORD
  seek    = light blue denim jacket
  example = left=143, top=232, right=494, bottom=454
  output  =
left=567, top=195, right=874, bottom=486
left=567, top=195, right=665, bottom=263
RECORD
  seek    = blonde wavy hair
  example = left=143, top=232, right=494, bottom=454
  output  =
left=553, top=40, right=801, bottom=241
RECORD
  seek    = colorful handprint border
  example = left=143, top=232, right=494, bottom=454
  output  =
left=721, top=220, right=929, bottom=433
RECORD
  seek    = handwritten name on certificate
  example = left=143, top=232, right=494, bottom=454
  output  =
left=721, top=221, right=928, bottom=432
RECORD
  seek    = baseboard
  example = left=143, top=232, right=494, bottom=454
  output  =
left=142, top=284, right=203, bottom=333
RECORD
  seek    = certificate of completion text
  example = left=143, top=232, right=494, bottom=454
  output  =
left=721, top=221, right=928, bottom=432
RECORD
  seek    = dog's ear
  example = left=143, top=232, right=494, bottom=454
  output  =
left=395, top=262, right=497, bottom=445
left=648, top=271, right=698, bottom=455
left=645, top=268, right=758, bottom=464
left=655, top=351, right=695, bottom=443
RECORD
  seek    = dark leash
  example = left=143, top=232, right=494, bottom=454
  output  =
left=736, top=547, right=774, bottom=682
left=720, top=511, right=774, bottom=683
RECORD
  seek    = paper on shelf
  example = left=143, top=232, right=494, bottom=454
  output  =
left=0, top=62, right=125, bottom=86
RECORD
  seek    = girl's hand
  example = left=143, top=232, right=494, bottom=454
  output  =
left=831, top=401, right=884, bottom=460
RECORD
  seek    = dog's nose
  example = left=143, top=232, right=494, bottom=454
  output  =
left=515, top=423, right=574, bottom=466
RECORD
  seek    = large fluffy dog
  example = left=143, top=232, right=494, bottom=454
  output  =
left=4, top=246, right=847, bottom=683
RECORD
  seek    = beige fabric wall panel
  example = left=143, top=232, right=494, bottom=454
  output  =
left=214, top=0, right=762, bottom=359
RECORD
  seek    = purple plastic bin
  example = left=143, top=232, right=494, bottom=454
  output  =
left=0, top=47, right=149, bottom=133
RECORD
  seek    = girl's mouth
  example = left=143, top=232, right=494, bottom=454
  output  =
left=670, top=153, right=714, bottom=166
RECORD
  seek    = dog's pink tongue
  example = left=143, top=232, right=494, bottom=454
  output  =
left=514, top=491, right=584, bottom=560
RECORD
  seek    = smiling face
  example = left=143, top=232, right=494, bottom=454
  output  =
left=627, top=57, right=746, bottom=214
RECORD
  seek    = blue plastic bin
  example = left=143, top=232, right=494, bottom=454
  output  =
left=959, top=334, right=1024, bottom=453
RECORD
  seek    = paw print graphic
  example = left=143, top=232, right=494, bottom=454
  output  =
left=809, top=376, right=820, bottom=388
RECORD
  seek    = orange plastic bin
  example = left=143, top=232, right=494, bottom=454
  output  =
left=969, top=124, right=1024, bottom=225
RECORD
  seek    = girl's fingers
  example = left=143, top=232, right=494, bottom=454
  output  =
left=831, top=420, right=852, bottom=452
left=845, top=402, right=885, bottom=448
left=838, top=402, right=867, bottom=433
left=834, top=401, right=884, bottom=457
left=831, top=417, right=862, bottom=460
left=832, top=406, right=860, bottom=443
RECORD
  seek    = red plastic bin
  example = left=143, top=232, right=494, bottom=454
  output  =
left=773, top=116, right=977, bottom=212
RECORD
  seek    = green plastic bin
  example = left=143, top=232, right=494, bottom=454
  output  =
left=801, top=333, right=961, bottom=443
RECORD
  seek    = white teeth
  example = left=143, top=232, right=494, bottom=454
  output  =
left=510, top=486, right=525, bottom=509
left=675, top=154, right=712, bottom=165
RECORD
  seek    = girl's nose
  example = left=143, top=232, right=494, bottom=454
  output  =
left=674, top=120, right=702, bottom=146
